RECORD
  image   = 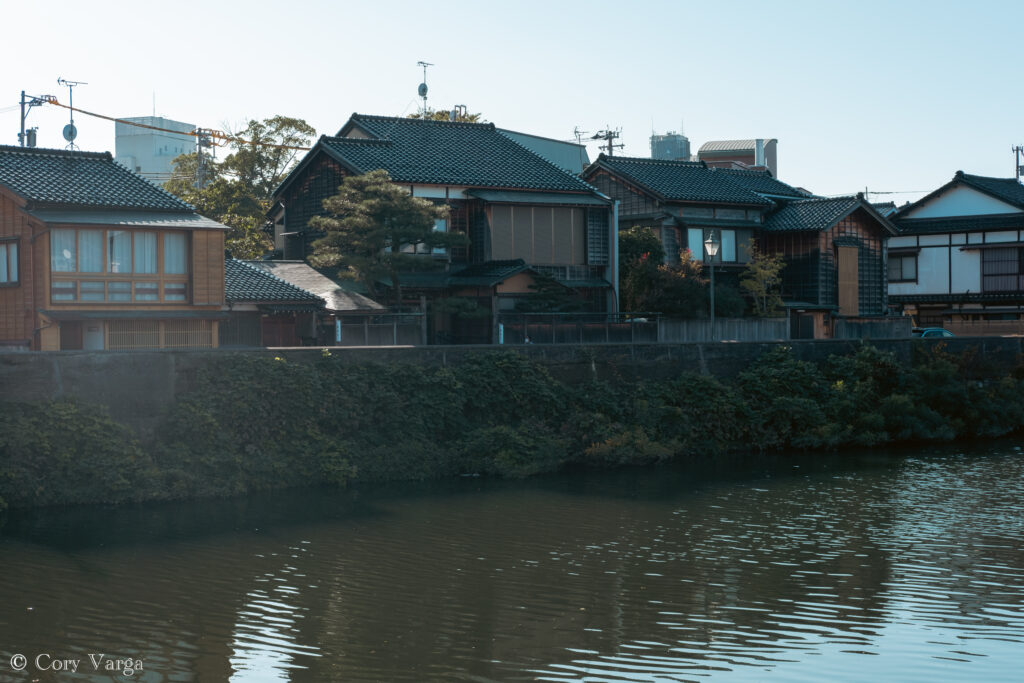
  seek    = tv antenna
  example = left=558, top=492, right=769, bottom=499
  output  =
left=57, top=77, right=87, bottom=149
left=1014, top=145, right=1024, bottom=183
left=592, top=127, right=624, bottom=156
left=417, top=61, right=433, bottom=116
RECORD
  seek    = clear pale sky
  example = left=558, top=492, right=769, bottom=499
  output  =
left=2, top=0, right=1022, bottom=204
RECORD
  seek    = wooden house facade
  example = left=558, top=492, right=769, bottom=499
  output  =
left=582, top=155, right=896, bottom=338
left=0, top=145, right=228, bottom=351
left=270, top=114, right=617, bottom=336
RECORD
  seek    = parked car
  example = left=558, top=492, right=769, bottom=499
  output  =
left=912, top=327, right=955, bottom=338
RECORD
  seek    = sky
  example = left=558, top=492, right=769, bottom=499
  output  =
left=2, top=0, right=1022, bottom=204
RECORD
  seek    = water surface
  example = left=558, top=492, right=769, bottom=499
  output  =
left=1, top=443, right=1022, bottom=681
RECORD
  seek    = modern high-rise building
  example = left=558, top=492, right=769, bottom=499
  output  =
left=650, top=131, right=691, bottom=161
left=114, top=116, right=195, bottom=184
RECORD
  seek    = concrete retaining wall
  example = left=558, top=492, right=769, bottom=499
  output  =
left=2, top=337, right=1020, bottom=434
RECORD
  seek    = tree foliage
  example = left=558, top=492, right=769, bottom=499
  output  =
left=407, top=108, right=484, bottom=123
left=621, top=246, right=709, bottom=317
left=308, top=170, right=467, bottom=309
left=164, top=115, right=317, bottom=259
left=740, top=245, right=786, bottom=317
left=619, top=226, right=666, bottom=265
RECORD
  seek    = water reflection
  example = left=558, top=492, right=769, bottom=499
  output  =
left=0, top=445, right=1022, bottom=681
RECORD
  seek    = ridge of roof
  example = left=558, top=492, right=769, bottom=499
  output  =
left=225, top=258, right=324, bottom=304
left=282, top=113, right=600, bottom=195
left=0, top=144, right=194, bottom=212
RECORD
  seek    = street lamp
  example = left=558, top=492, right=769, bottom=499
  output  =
left=704, top=231, right=720, bottom=341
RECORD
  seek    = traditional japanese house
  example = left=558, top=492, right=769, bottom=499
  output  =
left=0, top=145, right=228, bottom=351
left=582, top=155, right=896, bottom=338
left=270, top=114, right=617, bottom=337
left=888, top=171, right=1024, bottom=334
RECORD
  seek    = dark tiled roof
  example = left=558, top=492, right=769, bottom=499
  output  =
left=450, top=259, right=530, bottom=286
left=225, top=259, right=324, bottom=305
left=895, top=212, right=1024, bottom=234
left=959, top=173, right=1024, bottom=208
left=311, top=114, right=597, bottom=193
left=590, top=155, right=804, bottom=205
left=0, top=145, right=192, bottom=211
left=762, top=196, right=863, bottom=232
left=709, top=167, right=810, bottom=198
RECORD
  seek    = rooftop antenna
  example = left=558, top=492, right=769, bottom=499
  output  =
left=1014, top=145, right=1024, bottom=183
left=57, top=77, right=87, bottom=149
left=417, top=61, right=433, bottom=116
left=592, top=127, right=624, bottom=156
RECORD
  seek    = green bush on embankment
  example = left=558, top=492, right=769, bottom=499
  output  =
left=1, top=344, right=1023, bottom=509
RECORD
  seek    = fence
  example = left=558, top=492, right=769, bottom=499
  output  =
left=336, top=313, right=425, bottom=346
left=498, top=313, right=659, bottom=345
left=658, top=317, right=788, bottom=343
left=947, top=320, right=1024, bottom=337
left=834, top=317, right=912, bottom=340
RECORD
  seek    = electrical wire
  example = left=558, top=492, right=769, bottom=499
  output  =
left=43, top=98, right=314, bottom=151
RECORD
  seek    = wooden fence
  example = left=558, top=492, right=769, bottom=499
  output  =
left=658, top=318, right=788, bottom=343
left=947, top=320, right=1024, bottom=337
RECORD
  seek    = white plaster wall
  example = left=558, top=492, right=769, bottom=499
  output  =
left=982, top=230, right=1019, bottom=243
left=951, top=249, right=981, bottom=293
left=919, top=234, right=950, bottom=246
left=888, top=235, right=918, bottom=248
left=905, top=185, right=1022, bottom=218
left=917, top=247, right=950, bottom=293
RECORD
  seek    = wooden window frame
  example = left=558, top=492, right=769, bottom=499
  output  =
left=0, top=238, right=19, bottom=287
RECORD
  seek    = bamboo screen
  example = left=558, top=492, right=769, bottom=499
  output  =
left=106, top=319, right=213, bottom=350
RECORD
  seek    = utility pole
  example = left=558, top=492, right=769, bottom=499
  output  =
left=18, top=91, right=49, bottom=147
left=592, top=127, right=624, bottom=156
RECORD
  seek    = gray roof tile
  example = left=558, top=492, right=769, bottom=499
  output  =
left=0, top=145, right=192, bottom=212
left=225, top=258, right=324, bottom=305
left=591, top=155, right=805, bottom=204
left=313, top=114, right=598, bottom=193
left=762, top=196, right=862, bottom=232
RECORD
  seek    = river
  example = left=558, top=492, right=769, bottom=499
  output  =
left=1, top=442, right=1022, bottom=681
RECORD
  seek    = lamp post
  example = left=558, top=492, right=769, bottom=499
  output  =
left=704, top=231, right=720, bottom=341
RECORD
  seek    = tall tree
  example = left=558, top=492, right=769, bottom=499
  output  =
left=741, top=245, right=786, bottom=317
left=308, top=170, right=467, bottom=309
left=164, top=116, right=317, bottom=259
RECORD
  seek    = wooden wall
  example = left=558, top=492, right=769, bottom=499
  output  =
left=0, top=191, right=35, bottom=346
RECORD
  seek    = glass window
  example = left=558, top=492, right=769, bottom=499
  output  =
left=52, top=280, right=76, bottom=301
left=79, top=230, right=104, bottom=272
left=164, top=282, right=187, bottom=301
left=134, top=232, right=157, bottom=274
left=687, top=228, right=703, bottom=258
left=0, top=242, right=14, bottom=283
left=108, top=281, right=131, bottom=302
left=432, top=218, right=447, bottom=255
left=134, top=281, right=159, bottom=301
left=80, top=281, right=105, bottom=301
left=164, top=233, right=187, bottom=274
left=721, top=230, right=736, bottom=262
left=109, top=231, right=132, bottom=273
left=52, top=229, right=76, bottom=272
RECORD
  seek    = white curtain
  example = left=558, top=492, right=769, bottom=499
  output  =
left=164, top=233, right=187, bottom=274
left=51, top=229, right=76, bottom=272
left=0, top=244, right=7, bottom=282
left=79, top=230, right=103, bottom=272
left=721, top=230, right=737, bottom=262
left=134, top=232, right=157, bottom=274
left=108, top=231, right=132, bottom=273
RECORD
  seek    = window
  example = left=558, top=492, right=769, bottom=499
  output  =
left=49, top=229, right=190, bottom=304
left=888, top=254, right=917, bottom=282
left=0, top=241, right=18, bottom=284
left=164, top=233, right=187, bottom=274
left=721, top=229, right=736, bottom=262
left=981, top=247, right=1023, bottom=292
left=432, top=218, right=447, bottom=255
left=687, top=228, right=703, bottom=258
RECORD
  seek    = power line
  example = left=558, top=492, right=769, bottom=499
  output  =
left=42, top=98, right=313, bottom=151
